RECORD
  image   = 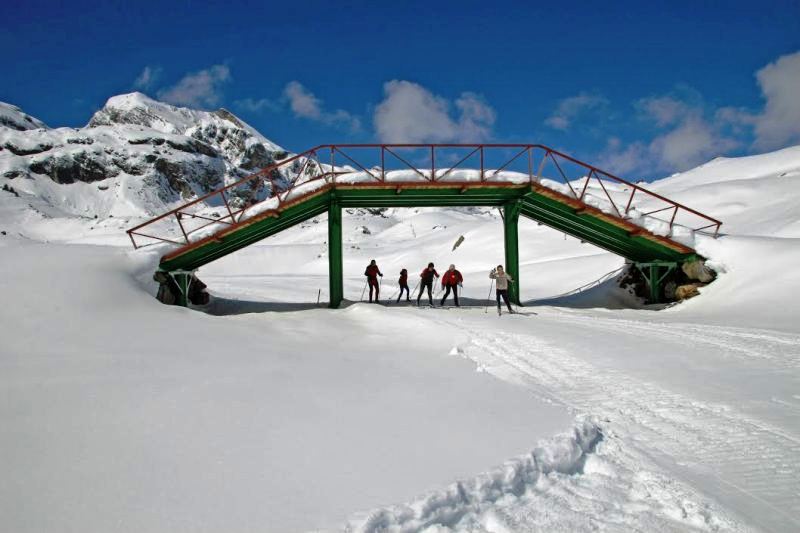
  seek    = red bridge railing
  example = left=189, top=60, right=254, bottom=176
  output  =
left=127, top=144, right=723, bottom=249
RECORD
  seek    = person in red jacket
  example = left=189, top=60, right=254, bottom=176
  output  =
left=417, top=262, right=439, bottom=306
left=364, top=259, right=383, bottom=303
left=397, top=268, right=410, bottom=303
left=440, top=264, right=463, bottom=307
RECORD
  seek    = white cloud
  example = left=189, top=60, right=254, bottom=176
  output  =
left=649, top=116, right=739, bottom=171
left=373, top=80, right=495, bottom=143
left=596, top=138, right=649, bottom=176
left=157, top=65, right=231, bottom=108
left=624, top=90, right=739, bottom=173
left=598, top=106, right=740, bottom=177
left=456, top=92, right=497, bottom=140
left=545, top=93, right=608, bottom=131
left=752, top=50, right=800, bottom=150
left=715, top=106, right=757, bottom=133
left=636, top=96, right=693, bottom=127
left=282, top=81, right=360, bottom=131
left=133, top=66, right=161, bottom=90
left=590, top=50, right=800, bottom=176
left=234, top=97, right=281, bottom=113
left=284, top=81, right=322, bottom=119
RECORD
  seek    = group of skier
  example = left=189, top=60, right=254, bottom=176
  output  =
left=363, top=259, right=516, bottom=314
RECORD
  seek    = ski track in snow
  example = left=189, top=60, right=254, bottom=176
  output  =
left=451, top=320, right=800, bottom=532
left=551, top=311, right=800, bottom=369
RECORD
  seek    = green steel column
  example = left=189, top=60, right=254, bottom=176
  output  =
left=636, top=262, right=676, bottom=304
left=649, top=264, right=659, bottom=304
left=503, top=200, right=522, bottom=305
left=172, top=271, right=191, bottom=307
left=328, top=198, right=344, bottom=308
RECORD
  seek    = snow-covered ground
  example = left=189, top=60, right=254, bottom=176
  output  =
left=2, top=132, right=800, bottom=532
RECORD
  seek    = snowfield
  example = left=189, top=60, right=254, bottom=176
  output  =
left=2, top=103, right=800, bottom=532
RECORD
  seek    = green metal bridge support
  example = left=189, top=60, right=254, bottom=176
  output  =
left=172, top=270, right=193, bottom=307
left=503, top=200, right=522, bottom=305
left=146, top=177, right=708, bottom=308
left=328, top=197, right=344, bottom=308
left=636, top=261, right=678, bottom=304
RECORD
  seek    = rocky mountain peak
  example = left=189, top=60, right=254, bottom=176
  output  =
left=0, top=102, right=49, bottom=131
left=1, top=93, right=292, bottom=218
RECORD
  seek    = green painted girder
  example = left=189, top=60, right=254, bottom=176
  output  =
left=519, top=192, right=693, bottom=263
left=160, top=190, right=333, bottom=271
left=334, top=185, right=526, bottom=207
left=158, top=182, right=696, bottom=274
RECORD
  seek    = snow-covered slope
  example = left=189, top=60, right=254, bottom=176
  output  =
left=650, top=145, right=800, bottom=237
left=1, top=96, right=799, bottom=532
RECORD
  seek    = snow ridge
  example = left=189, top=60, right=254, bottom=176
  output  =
left=88, top=92, right=282, bottom=152
left=347, top=420, right=602, bottom=532
left=0, top=101, right=48, bottom=131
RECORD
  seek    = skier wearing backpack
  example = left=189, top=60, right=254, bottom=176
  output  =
left=397, top=268, right=410, bottom=303
left=364, top=259, right=383, bottom=303
left=490, top=265, right=514, bottom=315
left=417, top=262, right=439, bottom=306
left=441, top=264, right=463, bottom=307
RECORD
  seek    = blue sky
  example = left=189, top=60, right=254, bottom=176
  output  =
left=2, top=0, right=799, bottom=178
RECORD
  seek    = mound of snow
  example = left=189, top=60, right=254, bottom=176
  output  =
left=349, top=421, right=603, bottom=530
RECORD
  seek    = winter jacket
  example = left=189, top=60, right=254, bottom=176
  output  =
left=420, top=268, right=439, bottom=283
left=399, top=270, right=408, bottom=286
left=442, top=269, right=463, bottom=287
left=365, top=265, right=382, bottom=280
left=490, top=270, right=513, bottom=290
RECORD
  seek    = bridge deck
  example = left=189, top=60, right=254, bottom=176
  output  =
left=158, top=181, right=695, bottom=272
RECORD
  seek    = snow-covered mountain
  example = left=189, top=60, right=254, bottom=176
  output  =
left=0, top=93, right=290, bottom=220
left=0, top=102, right=49, bottom=131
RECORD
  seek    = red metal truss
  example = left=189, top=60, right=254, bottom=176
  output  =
left=126, top=144, right=723, bottom=249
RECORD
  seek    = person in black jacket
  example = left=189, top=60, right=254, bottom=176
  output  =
left=397, top=268, right=410, bottom=303
left=364, top=259, right=383, bottom=303
left=417, top=262, right=439, bottom=306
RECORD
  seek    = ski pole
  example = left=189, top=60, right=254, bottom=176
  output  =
left=387, top=286, right=399, bottom=302
left=411, top=278, right=421, bottom=296
left=379, top=276, right=383, bottom=303
left=484, top=279, right=495, bottom=313
left=409, top=278, right=421, bottom=304
left=360, top=279, right=368, bottom=302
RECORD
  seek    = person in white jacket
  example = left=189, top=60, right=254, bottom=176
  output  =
left=489, top=265, right=514, bottom=315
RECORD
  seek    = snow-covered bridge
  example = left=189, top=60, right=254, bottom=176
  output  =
left=127, top=144, right=722, bottom=307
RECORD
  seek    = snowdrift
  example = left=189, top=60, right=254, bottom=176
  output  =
left=349, top=420, right=603, bottom=531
